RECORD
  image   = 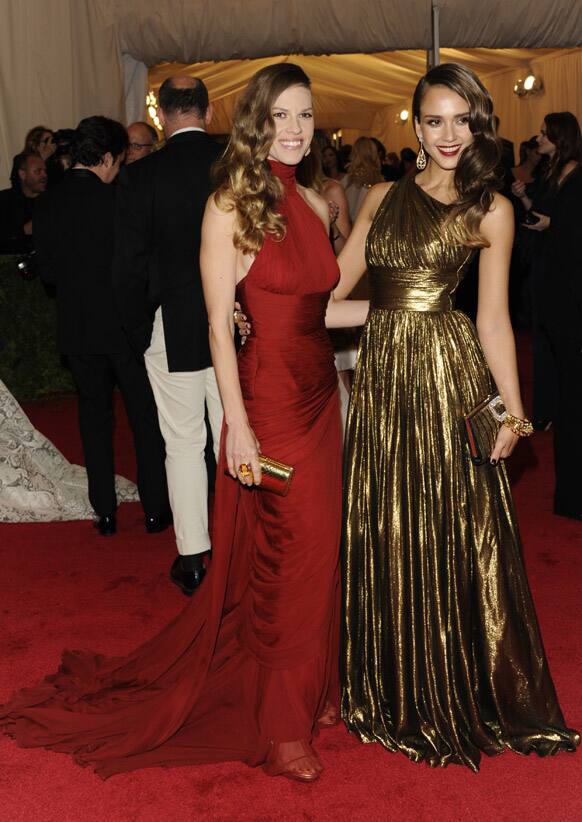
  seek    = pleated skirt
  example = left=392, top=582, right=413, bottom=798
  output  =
left=341, top=308, right=579, bottom=771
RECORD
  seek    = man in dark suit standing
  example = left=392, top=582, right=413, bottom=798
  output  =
left=34, top=116, right=170, bottom=536
left=114, top=77, right=223, bottom=595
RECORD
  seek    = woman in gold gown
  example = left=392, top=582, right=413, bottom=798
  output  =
left=333, top=64, right=579, bottom=771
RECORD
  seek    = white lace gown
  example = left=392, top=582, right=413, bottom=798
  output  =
left=0, top=379, right=138, bottom=522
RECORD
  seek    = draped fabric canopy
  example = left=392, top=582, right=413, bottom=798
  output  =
left=116, top=0, right=582, bottom=62
left=0, top=0, right=581, bottom=187
left=148, top=48, right=582, bottom=153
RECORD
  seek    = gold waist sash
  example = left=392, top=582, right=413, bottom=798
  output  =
left=369, top=274, right=455, bottom=313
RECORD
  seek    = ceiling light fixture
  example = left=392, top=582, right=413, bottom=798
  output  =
left=146, top=90, right=163, bottom=131
left=513, top=73, right=543, bottom=97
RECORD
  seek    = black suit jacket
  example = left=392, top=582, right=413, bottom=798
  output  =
left=113, top=130, right=222, bottom=372
left=541, top=166, right=582, bottom=335
left=0, top=186, right=35, bottom=241
left=33, top=169, right=129, bottom=355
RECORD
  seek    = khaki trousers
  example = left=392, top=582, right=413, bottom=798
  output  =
left=145, top=308, right=223, bottom=556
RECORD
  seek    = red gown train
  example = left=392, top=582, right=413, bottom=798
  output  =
left=0, top=160, right=343, bottom=778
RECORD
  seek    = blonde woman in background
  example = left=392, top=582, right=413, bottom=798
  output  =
left=333, top=137, right=384, bottom=411
left=24, top=126, right=56, bottom=162
left=341, top=136, right=384, bottom=222
left=297, top=141, right=353, bottom=424
left=297, top=139, right=351, bottom=253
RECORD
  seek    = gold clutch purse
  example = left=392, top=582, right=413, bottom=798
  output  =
left=225, top=455, right=294, bottom=496
left=462, top=393, right=507, bottom=465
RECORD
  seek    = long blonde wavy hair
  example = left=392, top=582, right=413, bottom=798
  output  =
left=347, top=137, right=383, bottom=187
left=213, top=63, right=311, bottom=255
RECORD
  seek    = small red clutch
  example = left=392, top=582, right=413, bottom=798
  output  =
left=225, top=455, right=294, bottom=496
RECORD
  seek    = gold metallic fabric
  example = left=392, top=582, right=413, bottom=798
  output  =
left=341, top=175, right=579, bottom=771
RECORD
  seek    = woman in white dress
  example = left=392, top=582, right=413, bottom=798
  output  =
left=0, top=378, right=137, bottom=522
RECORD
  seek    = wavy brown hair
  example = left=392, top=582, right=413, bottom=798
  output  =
left=24, top=126, right=53, bottom=154
left=543, top=112, right=582, bottom=185
left=213, top=63, right=311, bottom=255
left=412, top=63, right=501, bottom=247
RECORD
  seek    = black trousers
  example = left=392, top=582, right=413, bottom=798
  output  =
left=530, top=256, right=558, bottom=422
left=543, top=325, right=582, bottom=518
left=68, top=351, right=169, bottom=517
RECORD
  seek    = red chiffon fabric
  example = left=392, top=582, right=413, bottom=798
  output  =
left=0, top=160, right=343, bottom=778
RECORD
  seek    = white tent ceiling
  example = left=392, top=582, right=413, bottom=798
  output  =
left=1, top=0, right=581, bottom=188
left=148, top=48, right=581, bottom=139
left=117, top=0, right=582, bottom=62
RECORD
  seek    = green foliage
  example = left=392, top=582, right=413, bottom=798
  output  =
left=0, top=256, right=74, bottom=400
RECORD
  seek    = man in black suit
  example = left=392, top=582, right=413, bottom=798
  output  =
left=34, top=116, right=170, bottom=536
left=0, top=153, right=47, bottom=247
left=114, top=77, right=223, bottom=595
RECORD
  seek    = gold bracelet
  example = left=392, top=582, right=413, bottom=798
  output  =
left=503, top=413, right=534, bottom=437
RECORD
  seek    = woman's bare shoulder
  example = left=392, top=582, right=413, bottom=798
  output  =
left=300, top=185, right=329, bottom=224
left=205, top=191, right=236, bottom=221
left=322, top=178, right=343, bottom=197
left=361, top=182, right=393, bottom=220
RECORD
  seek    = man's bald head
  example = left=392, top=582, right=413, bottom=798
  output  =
left=17, top=153, right=47, bottom=197
left=167, top=76, right=198, bottom=90
left=158, top=76, right=209, bottom=119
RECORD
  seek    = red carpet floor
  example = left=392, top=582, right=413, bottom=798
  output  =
left=1, top=337, right=581, bottom=822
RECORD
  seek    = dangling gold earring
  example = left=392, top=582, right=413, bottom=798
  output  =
left=416, top=141, right=427, bottom=170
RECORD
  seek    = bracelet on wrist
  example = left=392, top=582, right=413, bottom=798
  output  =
left=503, top=413, right=534, bottom=437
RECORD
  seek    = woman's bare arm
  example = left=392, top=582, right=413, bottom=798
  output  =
left=333, top=183, right=391, bottom=300
left=325, top=299, right=369, bottom=328
left=324, top=178, right=351, bottom=254
left=476, top=193, right=524, bottom=461
left=200, top=197, right=261, bottom=484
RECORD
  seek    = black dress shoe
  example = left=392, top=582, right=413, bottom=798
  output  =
left=169, top=555, right=207, bottom=596
left=94, top=514, right=116, bottom=536
left=145, top=512, right=173, bottom=534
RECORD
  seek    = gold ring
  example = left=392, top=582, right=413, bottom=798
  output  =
left=238, top=463, right=252, bottom=478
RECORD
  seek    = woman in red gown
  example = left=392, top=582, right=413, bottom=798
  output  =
left=1, top=64, right=368, bottom=783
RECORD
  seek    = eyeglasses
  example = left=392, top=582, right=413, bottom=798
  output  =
left=40, top=137, right=54, bottom=144
left=129, top=142, right=154, bottom=150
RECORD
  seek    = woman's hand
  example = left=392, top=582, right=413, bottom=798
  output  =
left=328, top=200, right=340, bottom=225
left=490, top=425, right=519, bottom=464
left=511, top=180, right=527, bottom=199
left=226, top=421, right=261, bottom=486
left=233, top=302, right=251, bottom=345
left=522, top=212, right=550, bottom=232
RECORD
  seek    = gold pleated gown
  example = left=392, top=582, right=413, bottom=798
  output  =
left=341, top=174, right=579, bottom=771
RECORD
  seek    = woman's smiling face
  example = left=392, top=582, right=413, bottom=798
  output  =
left=268, top=84, right=314, bottom=166
left=415, top=84, right=474, bottom=171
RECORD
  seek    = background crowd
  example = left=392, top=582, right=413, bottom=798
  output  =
left=1, top=60, right=578, bottom=786
left=0, top=84, right=581, bottom=549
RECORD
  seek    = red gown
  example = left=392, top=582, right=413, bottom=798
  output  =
left=0, top=160, right=343, bottom=778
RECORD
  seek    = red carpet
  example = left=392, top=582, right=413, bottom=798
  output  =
left=1, top=336, right=580, bottom=822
